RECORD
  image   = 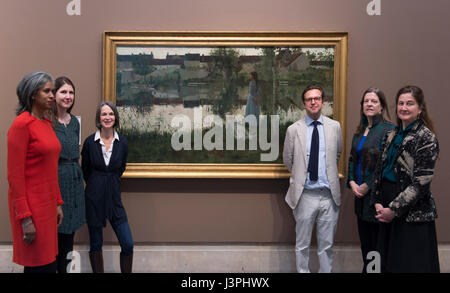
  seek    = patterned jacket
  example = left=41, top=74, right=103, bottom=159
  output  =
left=347, top=115, right=395, bottom=222
left=370, top=120, right=439, bottom=222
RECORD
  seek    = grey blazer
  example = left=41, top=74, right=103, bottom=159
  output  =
left=283, top=115, right=343, bottom=209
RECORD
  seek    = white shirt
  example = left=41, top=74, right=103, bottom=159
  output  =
left=304, top=114, right=330, bottom=190
left=94, top=130, right=120, bottom=167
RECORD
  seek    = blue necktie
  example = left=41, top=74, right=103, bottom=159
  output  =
left=308, top=120, right=319, bottom=181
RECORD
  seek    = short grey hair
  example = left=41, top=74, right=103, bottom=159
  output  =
left=16, top=71, right=54, bottom=116
left=95, top=101, right=120, bottom=130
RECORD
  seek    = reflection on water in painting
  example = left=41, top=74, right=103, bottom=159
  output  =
left=118, top=102, right=333, bottom=134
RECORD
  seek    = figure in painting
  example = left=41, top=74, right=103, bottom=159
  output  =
left=245, top=71, right=261, bottom=125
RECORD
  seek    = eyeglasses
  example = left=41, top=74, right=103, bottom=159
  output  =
left=304, top=97, right=322, bottom=103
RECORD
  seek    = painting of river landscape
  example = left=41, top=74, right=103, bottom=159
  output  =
left=115, top=45, right=334, bottom=164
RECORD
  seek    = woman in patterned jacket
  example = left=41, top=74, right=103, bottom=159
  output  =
left=370, top=85, right=440, bottom=273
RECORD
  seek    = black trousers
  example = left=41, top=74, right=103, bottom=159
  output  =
left=56, top=232, right=75, bottom=273
left=24, top=261, right=57, bottom=273
left=357, top=217, right=379, bottom=273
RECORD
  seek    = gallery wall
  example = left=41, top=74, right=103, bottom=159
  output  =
left=1, top=0, right=449, bottom=244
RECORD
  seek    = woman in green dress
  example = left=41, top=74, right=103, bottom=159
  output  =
left=52, top=76, right=86, bottom=273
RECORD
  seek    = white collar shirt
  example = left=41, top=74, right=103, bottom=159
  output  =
left=94, top=130, right=120, bottom=167
left=304, top=114, right=330, bottom=190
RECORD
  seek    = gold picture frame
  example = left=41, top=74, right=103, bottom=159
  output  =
left=103, top=31, right=348, bottom=178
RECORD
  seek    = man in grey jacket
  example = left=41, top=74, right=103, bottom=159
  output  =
left=283, top=84, right=342, bottom=273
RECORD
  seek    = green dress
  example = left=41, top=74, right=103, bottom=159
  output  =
left=55, top=114, right=86, bottom=234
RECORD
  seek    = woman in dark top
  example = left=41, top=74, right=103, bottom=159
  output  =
left=347, top=87, right=394, bottom=273
left=52, top=76, right=86, bottom=273
left=371, top=85, right=440, bottom=273
left=81, top=101, right=133, bottom=273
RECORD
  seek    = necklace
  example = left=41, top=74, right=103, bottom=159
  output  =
left=58, top=114, right=71, bottom=126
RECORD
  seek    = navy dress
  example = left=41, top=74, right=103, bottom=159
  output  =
left=81, top=133, right=128, bottom=228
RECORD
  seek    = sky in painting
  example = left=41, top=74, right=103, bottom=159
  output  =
left=116, top=47, right=262, bottom=58
left=116, top=47, right=331, bottom=59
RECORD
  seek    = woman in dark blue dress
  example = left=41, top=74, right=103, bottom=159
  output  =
left=81, top=101, right=133, bottom=273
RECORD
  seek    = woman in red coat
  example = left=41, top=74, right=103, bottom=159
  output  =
left=7, top=71, right=64, bottom=273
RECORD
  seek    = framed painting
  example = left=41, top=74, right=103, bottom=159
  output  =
left=103, top=31, right=348, bottom=178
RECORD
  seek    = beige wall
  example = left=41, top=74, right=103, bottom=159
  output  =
left=1, top=0, right=449, bottom=244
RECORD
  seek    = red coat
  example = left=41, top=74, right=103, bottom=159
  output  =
left=7, top=112, right=64, bottom=267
